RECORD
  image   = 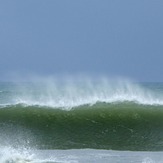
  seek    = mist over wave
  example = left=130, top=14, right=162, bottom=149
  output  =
left=1, top=77, right=163, bottom=151
left=1, top=77, right=163, bottom=109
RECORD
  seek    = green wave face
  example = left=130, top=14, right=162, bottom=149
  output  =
left=1, top=103, right=163, bottom=151
left=1, top=81, right=163, bottom=151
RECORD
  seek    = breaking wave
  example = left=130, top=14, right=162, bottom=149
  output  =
left=0, top=79, right=163, bottom=109
left=1, top=79, right=163, bottom=151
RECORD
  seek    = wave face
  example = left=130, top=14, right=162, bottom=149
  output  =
left=1, top=79, right=163, bottom=151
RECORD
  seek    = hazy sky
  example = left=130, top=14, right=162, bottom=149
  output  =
left=0, top=0, right=163, bottom=81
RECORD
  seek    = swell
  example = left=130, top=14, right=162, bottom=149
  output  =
left=1, top=103, right=163, bottom=151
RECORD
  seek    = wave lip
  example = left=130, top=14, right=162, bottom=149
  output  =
left=15, top=88, right=163, bottom=109
left=13, top=94, right=163, bottom=109
left=1, top=80, right=163, bottom=109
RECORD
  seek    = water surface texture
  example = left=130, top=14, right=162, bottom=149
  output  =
left=1, top=79, right=163, bottom=162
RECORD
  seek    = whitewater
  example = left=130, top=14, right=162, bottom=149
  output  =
left=1, top=78, right=163, bottom=162
left=1, top=78, right=163, bottom=108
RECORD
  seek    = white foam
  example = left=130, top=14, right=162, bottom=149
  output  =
left=3, top=78, right=163, bottom=109
left=0, top=147, right=77, bottom=163
left=0, top=147, right=33, bottom=163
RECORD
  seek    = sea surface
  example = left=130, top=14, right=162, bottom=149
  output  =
left=0, top=79, right=163, bottom=162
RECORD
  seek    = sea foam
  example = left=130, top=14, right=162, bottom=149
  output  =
left=10, top=78, right=163, bottom=109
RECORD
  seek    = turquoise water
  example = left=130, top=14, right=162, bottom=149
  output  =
left=0, top=79, right=163, bottom=162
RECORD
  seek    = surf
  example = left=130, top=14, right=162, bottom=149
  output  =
left=0, top=78, right=163, bottom=109
left=0, top=102, right=163, bottom=150
left=1, top=78, right=163, bottom=151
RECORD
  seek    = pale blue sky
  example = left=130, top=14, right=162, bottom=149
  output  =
left=0, top=0, right=163, bottom=81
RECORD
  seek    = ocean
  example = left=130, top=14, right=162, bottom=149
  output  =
left=0, top=79, right=163, bottom=162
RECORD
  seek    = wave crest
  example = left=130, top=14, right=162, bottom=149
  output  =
left=7, top=79, right=162, bottom=109
left=1, top=78, right=163, bottom=109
